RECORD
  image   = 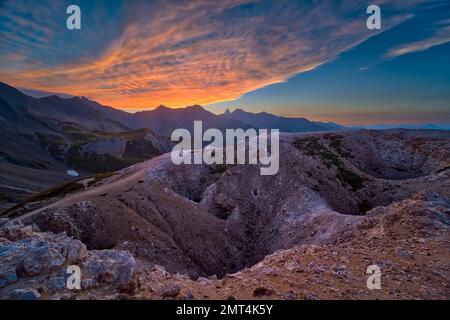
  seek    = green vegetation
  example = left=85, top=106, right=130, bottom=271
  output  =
left=66, top=148, right=135, bottom=172
left=67, top=131, right=97, bottom=143
left=93, top=172, right=116, bottom=180
left=123, top=139, right=160, bottom=158
left=36, top=132, right=67, bottom=159
left=337, top=167, right=365, bottom=191
left=293, top=137, right=340, bottom=168
left=65, top=141, right=157, bottom=172
left=60, top=124, right=97, bottom=143
left=1, top=180, right=85, bottom=219
left=87, top=172, right=116, bottom=187
left=294, top=136, right=365, bottom=191
left=37, top=125, right=162, bottom=174
left=27, top=181, right=85, bottom=202
left=324, top=134, right=354, bottom=159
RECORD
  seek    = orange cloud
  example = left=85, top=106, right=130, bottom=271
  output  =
left=0, top=0, right=421, bottom=110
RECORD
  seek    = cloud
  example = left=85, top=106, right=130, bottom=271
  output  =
left=385, top=23, right=450, bottom=58
left=0, top=0, right=428, bottom=109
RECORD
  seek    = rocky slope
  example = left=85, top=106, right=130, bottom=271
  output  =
left=0, top=83, right=172, bottom=210
left=0, top=219, right=137, bottom=299
left=0, top=81, right=348, bottom=211
left=0, top=129, right=449, bottom=299
left=131, top=192, right=450, bottom=300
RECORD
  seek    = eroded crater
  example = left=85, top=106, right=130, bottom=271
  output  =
left=322, top=131, right=450, bottom=180
left=14, top=130, right=450, bottom=279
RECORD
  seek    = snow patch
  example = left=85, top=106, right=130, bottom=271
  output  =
left=66, top=170, right=79, bottom=177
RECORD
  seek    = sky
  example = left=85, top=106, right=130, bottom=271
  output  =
left=0, top=0, right=449, bottom=125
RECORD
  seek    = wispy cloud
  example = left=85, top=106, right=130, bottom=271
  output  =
left=0, top=0, right=428, bottom=109
left=385, top=21, right=450, bottom=58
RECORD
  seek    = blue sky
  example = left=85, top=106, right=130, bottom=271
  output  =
left=0, top=0, right=449, bottom=124
left=207, top=0, right=450, bottom=124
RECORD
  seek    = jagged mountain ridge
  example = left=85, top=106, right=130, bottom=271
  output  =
left=224, top=108, right=344, bottom=132
left=0, top=82, right=346, bottom=136
left=0, top=83, right=171, bottom=210
left=0, top=81, right=346, bottom=210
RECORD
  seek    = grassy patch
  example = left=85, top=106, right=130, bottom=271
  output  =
left=87, top=172, right=116, bottom=187
left=93, top=172, right=116, bottom=180
left=59, top=124, right=98, bottom=143
left=1, top=180, right=85, bottom=218
left=27, top=181, right=85, bottom=202
left=67, top=131, right=97, bottom=144
left=337, top=167, right=365, bottom=191
left=123, top=139, right=160, bottom=158
left=294, top=136, right=365, bottom=191
left=65, top=138, right=160, bottom=173
left=294, top=137, right=340, bottom=167
left=324, top=134, right=354, bottom=159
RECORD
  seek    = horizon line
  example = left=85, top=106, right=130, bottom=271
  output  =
left=7, top=83, right=450, bottom=128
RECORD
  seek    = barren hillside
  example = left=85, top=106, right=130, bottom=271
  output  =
left=1, top=129, right=449, bottom=299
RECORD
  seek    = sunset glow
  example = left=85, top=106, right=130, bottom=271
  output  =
left=1, top=0, right=450, bottom=123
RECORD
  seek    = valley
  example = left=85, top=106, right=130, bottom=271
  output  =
left=0, top=82, right=341, bottom=211
left=0, top=82, right=449, bottom=300
left=1, top=128, right=449, bottom=299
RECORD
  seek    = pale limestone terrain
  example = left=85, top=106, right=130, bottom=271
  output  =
left=0, top=129, right=449, bottom=299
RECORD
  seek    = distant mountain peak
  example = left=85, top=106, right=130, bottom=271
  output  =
left=41, top=95, right=62, bottom=100
left=151, top=105, right=170, bottom=113
left=225, top=107, right=345, bottom=132
left=0, top=82, right=346, bottom=135
left=187, top=104, right=205, bottom=111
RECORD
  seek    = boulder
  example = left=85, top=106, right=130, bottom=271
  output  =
left=160, top=284, right=180, bottom=298
left=23, top=246, right=65, bottom=276
left=7, top=288, right=41, bottom=300
left=82, top=250, right=137, bottom=289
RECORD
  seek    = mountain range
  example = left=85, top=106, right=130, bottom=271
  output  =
left=0, top=81, right=345, bottom=211
left=1, top=82, right=344, bottom=134
left=0, top=81, right=449, bottom=300
left=224, top=108, right=344, bottom=132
